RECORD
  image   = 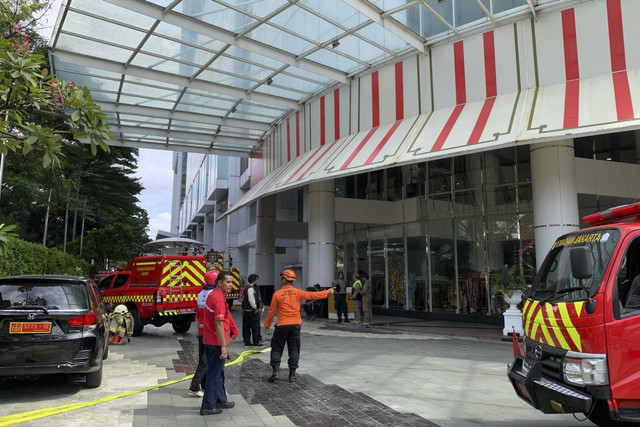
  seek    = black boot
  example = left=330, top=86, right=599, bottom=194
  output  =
left=288, top=368, right=297, bottom=383
left=268, top=366, right=279, bottom=382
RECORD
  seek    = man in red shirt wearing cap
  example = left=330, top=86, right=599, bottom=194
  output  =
left=264, top=269, right=334, bottom=383
left=200, top=271, right=238, bottom=415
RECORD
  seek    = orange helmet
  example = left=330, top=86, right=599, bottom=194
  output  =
left=280, top=269, right=296, bottom=282
left=204, top=270, right=220, bottom=285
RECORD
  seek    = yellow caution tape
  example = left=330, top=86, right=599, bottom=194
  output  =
left=0, top=348, right=270, bottom=426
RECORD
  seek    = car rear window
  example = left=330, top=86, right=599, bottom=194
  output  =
left=0, top=282, right=88, bottom=310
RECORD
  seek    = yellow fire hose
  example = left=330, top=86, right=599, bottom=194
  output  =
left=0, top=348, right=270, bottom=426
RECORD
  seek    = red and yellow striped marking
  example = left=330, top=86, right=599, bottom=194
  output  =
left=161, top=260, right=205, bottom=287
left=523, top=298, right=584, bottom=351
left=102, top=295, right=153, bottom=303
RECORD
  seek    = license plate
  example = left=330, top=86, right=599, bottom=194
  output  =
left=9, top=322, right=52, bottom=334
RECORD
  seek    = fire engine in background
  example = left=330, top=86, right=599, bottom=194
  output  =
left=508, top=202, right=640, bottom=426
left=206, top=250, right=241, bottom=308
left=96, top=255, right=206, bottom=336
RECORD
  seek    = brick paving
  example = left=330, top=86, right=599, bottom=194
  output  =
left=162, top=339, right=436, bottom=426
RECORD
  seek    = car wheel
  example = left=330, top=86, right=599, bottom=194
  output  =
left=172, top=317, right=192, bottom=333
left=130, top=307, right=144, bottom=336
left=86, top=363, right=103, bottom=388
left=103, top=338, right=109, bottom=359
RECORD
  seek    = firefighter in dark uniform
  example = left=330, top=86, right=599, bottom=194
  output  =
left=241, top=273, right=263, bottom=346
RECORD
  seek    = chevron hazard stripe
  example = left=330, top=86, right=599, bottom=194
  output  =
left=523, top=298, right=583, bottom=351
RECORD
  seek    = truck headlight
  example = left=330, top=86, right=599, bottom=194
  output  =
left=563, top=354, right=609, bottom=386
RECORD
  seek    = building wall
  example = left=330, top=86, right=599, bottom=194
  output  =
left=175, top=0, right=640, bottom=312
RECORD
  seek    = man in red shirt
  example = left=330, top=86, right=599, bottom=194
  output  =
left=200, top=271, right=238, bottom=416
left=188, top=270, right=219, bottom=397
left=264, top=269, right=334, bottom=383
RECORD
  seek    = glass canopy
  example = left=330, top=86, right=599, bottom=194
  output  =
left=50, top=0, right=567, bottom=156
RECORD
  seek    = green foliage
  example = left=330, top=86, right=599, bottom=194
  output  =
left=492, top=265, right=529, bottom=298
left=0, top=222, right=17, bottom=254
left=0, top=0, right=113, bottom=165
left=67, top=223, right=143, bottom=268
left=0, top=236, right=91, bottom=277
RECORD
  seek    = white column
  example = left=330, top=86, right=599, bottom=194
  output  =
left=256, top=195, right=276, bottom=287
left=307, top=180, right=335, bottom=287
left=530, top=140, right=580, bottom=270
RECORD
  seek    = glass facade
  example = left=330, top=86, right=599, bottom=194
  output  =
left=335, top=147, right=534, bottom=316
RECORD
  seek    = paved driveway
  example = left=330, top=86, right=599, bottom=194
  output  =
left=0, top=311, right=593, bottom=426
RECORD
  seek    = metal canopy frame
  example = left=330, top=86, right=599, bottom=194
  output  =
left=50, top=0, right=571, bottom=157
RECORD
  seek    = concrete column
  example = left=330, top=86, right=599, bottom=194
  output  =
left=256, top=195, right=276, bottom=287
left=196, top=220, right=204, bottom=243
left=307, top=180, right=335, bottom=287
left=530, top=140, right=580, bottom=270
left=203, top=211, right=214, bottom=248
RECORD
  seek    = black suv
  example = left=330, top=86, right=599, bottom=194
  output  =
left=0, top=275, right=109, bottom=388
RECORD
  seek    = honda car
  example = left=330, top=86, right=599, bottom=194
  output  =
left=0, top=275, right=109, bottom=388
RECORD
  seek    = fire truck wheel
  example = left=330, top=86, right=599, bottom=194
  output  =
left=172, top=317, right=192, bottom=333
left=130, top=308, right=144, bottom=337
left=587, top=400, right=639, bottom=427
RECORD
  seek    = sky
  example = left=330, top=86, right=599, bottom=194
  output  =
left=39, top=1, right=173, bottom=240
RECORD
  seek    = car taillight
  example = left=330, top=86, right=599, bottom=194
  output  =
left=155, top=291, right=162, bottom=304
left=67, top=312, right=98, bottom=331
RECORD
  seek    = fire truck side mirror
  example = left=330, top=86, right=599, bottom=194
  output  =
left=570, top=247, right=593, bottom=280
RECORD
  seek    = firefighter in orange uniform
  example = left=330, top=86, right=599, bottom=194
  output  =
left=263, top=269, right=334, bottom=383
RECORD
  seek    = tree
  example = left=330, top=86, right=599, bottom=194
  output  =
left=0, top=0, right=113, bottom=166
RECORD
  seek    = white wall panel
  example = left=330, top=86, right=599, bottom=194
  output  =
left=379, top=63, right=396, bottom=125
left=403, top=55, right=420, bottom=118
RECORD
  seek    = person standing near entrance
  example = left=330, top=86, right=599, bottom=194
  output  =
left=332, top=272, right=349, bottom=323
left=200, top=271, right=236, bottom=416
left=264, top=269, right=335, bottom=383
left=351, top=273, right=363, bottom=324
left=241, top=274, right=263, bottom=347
left=360, top=272, right=373, bottom=328
left=188, top=270, right=219, bottom=397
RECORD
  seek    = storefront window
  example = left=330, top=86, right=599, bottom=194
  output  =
left=456, top=217, right=488, bottom=315
left=386, top=167, right=403, bottom=201
left=367, top=170, right=384, bottom=200
left=405, top=162, right=425, bottom=198
left=485, top=148, right=516, bottom=186
left=387, top=225, right=405, bottom=309
left=406, top=222, right=427, bottom=310
left=428, top=158, right=452, bottom=195
left=574, top=131, right=637, bottom=164
left=355, top=226, right=368, bottom=285
left=356, top=173, right=367, bottom=199
left=369, top=227, right=386, bottom=306
left=486, top=213, right=520, bottom=314
left=428, top=217, right=456, bottom=312
left=454, top=153, right=482, bottom=191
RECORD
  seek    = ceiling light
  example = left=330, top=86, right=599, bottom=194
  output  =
left=266, top=78, right=273, bottom=85
left=332, top=40, right=340, bottom=48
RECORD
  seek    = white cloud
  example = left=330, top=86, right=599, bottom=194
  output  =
left=148, top=212, right=172, bottom=239
left=135, top=149, right=174, bottom=239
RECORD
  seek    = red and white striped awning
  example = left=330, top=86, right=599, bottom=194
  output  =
left=222, top=0, right=640, bottom=219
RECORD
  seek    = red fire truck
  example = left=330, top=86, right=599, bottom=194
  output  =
left=508, top=202, right=640, bottom=426
left=205, top=250, right=241, bottom=306
left=96, top=255, right=206, bottom=336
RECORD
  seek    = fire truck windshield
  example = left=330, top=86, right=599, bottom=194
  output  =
left=529, top=228, right=620, bottom=301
